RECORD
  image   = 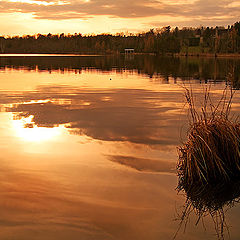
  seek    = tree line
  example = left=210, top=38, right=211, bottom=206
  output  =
left=0, top=21, right=240, bottom=54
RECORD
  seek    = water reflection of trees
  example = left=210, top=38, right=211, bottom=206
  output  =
left=0, top=56, right=240, bottom=84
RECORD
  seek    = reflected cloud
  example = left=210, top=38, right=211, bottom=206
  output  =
left=4, top=86, right=186, bottom=147
left=107, top=155, right=176, bottom=174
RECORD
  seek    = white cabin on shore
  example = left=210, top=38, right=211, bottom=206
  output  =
left=124, top=48, right=134, bottom=54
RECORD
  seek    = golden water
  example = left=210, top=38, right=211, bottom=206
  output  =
left=0, top=55, right=239, bottom=240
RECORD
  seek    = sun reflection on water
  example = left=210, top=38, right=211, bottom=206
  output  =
left=12, top=115, right=62, bottom=142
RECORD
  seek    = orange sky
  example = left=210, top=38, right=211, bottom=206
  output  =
left=0, top=0, right=239, bottom=36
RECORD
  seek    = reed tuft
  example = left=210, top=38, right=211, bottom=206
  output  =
left=176, top=85, right=240, bottom=240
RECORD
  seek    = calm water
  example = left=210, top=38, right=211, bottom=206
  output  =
left=0, top=55, right=240, bottom=240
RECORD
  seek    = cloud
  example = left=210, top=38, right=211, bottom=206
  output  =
left=0, top=0, right=239, bottom=23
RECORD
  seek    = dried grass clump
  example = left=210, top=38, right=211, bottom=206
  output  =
left=178, top=118, right=240, bottom=210
left=176, top=86, right=240, bottom=240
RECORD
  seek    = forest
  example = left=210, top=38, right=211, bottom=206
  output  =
left=0, top=21, right=240, bottom=55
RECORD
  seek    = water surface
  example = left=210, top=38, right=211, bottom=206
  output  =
left=0, top=55, right=240, bottom=240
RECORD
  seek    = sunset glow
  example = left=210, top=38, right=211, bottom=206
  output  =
left=0, top=0, right=240, bottom=236
left=0, top=0, right=239, bottom=36
left=5, top=0, right=68, bottom=6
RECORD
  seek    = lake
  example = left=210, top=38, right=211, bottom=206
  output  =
left=0, top=54, right=240, bottom=240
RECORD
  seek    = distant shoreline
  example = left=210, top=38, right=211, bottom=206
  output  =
left=0, top=53, right=104, bottom=57
left=174, top=53, right=240, bottom=58
left=0, top=52, right=240, bottom=58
